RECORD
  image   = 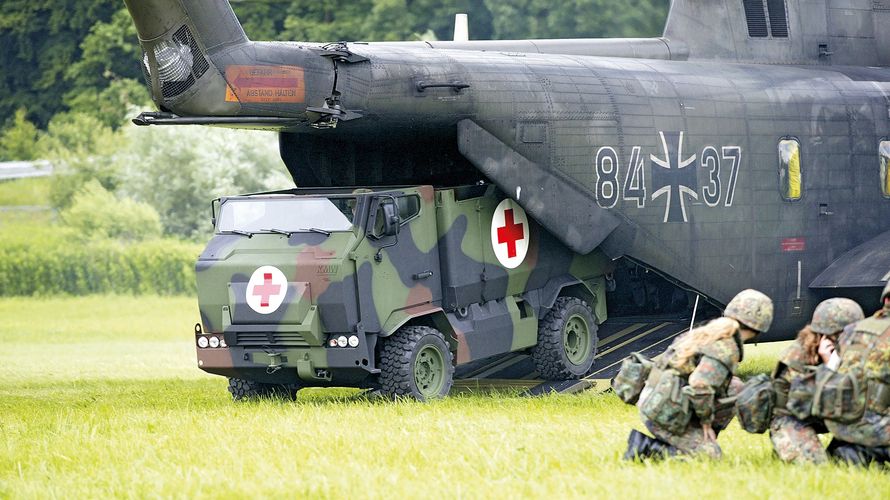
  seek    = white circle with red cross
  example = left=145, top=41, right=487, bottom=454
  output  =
left=491, top=199, right=529, bottom=269
left=246, top=266, right=288, bottom=314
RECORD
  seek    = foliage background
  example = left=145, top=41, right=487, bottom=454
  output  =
left=0, top=0, right=670, bottom=138
left=0, top=1, right=669, bottom=296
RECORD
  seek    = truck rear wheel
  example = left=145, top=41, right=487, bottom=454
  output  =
left=227, top=377, right=300, bottom=401
left=379, top=326, right=454, bottom=401
left=531, top=297, right=598, bottom=380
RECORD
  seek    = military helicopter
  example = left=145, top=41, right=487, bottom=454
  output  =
left=126, top=0, right=890, bottom=348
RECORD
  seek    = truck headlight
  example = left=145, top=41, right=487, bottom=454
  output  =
left=209, top=336, right=220, bottom=348
left=348, top=335, right=360, bottom=348
left=197, top=336, right=209, bottom=349
left=337, top=336, right=348, bottom=348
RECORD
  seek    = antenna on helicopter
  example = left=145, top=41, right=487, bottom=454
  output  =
left=453, top=13, right=468, bottom=42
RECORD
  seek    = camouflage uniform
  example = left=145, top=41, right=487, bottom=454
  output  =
left=642, top=331, right=744, bottom=459
left=770, top=298, right=864, bottom=464
left=770, top=341, right=828, bottom=464
left=624, top=289, right=772, bottom=461
left=826, top=307, right=890, bottom=449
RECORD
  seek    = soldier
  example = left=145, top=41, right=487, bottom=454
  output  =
left=769, top=298, right=864, bottom=464
left=624, top=289, right=774, bottom=460
left=825, top=282, right=890, bottom=466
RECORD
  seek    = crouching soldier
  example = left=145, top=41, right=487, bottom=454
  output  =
left=824, top=283, right=890, bottom=466
left=623, top=289, right=774, bottom=460
left=768, top=298, right=864, bottom=464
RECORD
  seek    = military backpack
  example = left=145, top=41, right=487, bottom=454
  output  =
left=735, top=374, right=775, bottom=434
left=635, top=346, right=695, bottom=434
left=786, top=365, right=864, bottom=423
left=638, top=365, right=691, bottom=434
left=786, top=316, right=889, bottom=423
left=612, top=352, right=654, bottom=404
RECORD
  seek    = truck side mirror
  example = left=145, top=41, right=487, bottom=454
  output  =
left=381, top=202, right=401, bottom=237
left=211, top=199, right=221, bottom=227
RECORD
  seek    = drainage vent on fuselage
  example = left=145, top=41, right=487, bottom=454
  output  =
left=767, top=0, right=789, bottom=38
left=743, top=0, right=769, bottom=38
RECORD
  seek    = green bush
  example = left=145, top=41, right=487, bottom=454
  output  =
left=0, top=109, right=40, bottom=161
left=0, top=237, right=201, bottom=296
left=61, top=180, right=162, bottom=241
left=116, top=123, right=291, bottom=240
left=42, top=111, right=122, bottom=209
left=0, top=177, right=52, bottom=206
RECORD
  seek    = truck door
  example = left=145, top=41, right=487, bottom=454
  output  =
left=359, top=188, right=443, bottom=333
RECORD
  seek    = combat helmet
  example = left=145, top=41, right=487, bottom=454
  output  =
left=724, top=289, right=774, bottom=333
left=809, top=298, right=864, bottom=336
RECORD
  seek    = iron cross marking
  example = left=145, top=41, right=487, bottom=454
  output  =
left=650, top=131, right=698, bottom=223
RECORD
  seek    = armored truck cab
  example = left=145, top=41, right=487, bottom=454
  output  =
left=195, top=184, right=612, bottom=400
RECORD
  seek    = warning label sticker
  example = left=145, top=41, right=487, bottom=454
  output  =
left=225, top=65, right=305, bottom=103
left=781, top=237, right=806, bottom=252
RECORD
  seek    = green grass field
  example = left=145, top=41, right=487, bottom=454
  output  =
left=2, top=296, right=888, bottom=498
left=0, top=177, right=51, bottom=207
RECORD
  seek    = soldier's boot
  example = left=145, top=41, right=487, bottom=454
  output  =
left=646, top=436, right=680, bottom=459
left=827, top=439, right=873, bottom=467
left=869, top=446, right=890, bottom=467
left=623, top=430, right=679, bottom=461
left=623, top=430, right=649, bottom=461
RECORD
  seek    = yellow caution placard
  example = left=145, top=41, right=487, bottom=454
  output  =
left=224, top=65, right=305, bottom=103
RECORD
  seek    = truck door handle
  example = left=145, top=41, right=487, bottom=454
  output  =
left=413, top=271, right=434, bottom=280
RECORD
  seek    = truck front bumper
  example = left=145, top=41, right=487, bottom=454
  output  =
left=195, top=326, right=379, bottom=386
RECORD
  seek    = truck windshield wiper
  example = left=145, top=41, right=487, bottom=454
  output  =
left=223, top=229, right=253, bottom=237
left=262, top=228, right=294, bottom=237
left=299, top=227, right=331, bottom=236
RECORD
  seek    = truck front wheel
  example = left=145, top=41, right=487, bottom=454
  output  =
left=227, top=377, right=300, bottom=401
left=379, top=326, right=454, bottom=401
left=531, top=297, right=598, bottom=380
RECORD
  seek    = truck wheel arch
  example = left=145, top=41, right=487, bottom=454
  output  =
left=381, top=305, right=446, bottom=336
left=381, top=308, right=460, bottom=355
left=537, top=275, right=608, bottom=325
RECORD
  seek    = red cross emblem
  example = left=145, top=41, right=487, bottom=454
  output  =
left=490, top=199, right=529, bottom=269
left=252, top=273, right=281, bottom=307
left=497, top=209, right=525, bottom=258
left=246, top=266, right=287, bottom=314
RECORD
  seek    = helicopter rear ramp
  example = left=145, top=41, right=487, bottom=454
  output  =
left=452, top=317, right=699, bottom=395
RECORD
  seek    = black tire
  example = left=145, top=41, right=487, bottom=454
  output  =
left=531, top=296, right=598, bottom=380
left=379, top=326, right=454, bottom=401
left=227, top=377, right=300, bottom=401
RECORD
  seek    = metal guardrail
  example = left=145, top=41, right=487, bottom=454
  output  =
left=0, top=161, right=54, bottom=181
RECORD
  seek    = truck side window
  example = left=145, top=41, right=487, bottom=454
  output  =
left=778, top=138, right=802, bottom=201
left=397, top=195, right=420, bottom=223
left=881, top=140, right=890, bottom=198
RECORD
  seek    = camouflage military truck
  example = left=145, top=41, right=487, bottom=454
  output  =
left=194, top=184, right=612, bottom=400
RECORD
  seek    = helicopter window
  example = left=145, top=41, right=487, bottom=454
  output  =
left=880, top=140, right=890, bottom=198
left=778, top=138, right=802, bottom=201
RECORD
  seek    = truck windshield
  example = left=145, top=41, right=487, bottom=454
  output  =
left=217, top=197, right=355, bottom=234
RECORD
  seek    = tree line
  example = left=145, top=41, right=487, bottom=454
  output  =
left=0, top=0, right=669, bottom=158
